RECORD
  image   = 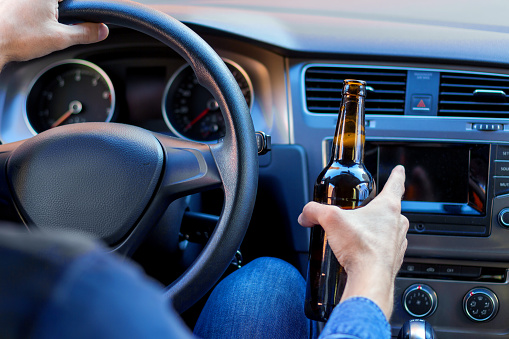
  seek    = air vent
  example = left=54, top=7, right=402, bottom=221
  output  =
left=304, top=66, right=407, bottom=114
left=439, top=72, right=509, bottom=118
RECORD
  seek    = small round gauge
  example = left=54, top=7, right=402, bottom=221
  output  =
left=25, top=59, right=115, bottom=134
left=162, top=59, right=253, bottom=142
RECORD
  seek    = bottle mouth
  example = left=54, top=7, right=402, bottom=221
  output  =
left=342, top=79, right=367, bottom=97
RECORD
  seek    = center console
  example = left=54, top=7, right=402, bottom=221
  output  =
left=288, top=60, right=509, bottom=338
left=324, top=138, right=509, bottom=336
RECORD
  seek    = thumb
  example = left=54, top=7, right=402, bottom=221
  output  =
left=59, top=23, right=109, bottom=47
left=298, top=202, right=342, bottom=228
left=374, top=165, right=406, bottom=204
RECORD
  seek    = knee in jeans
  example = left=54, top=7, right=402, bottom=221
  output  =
left=237, top=257, right=304, bottom=290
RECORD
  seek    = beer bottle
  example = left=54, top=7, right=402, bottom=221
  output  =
left=304, top=79, right=376, bottom=322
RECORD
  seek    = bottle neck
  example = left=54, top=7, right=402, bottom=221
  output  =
left=331, top=93, right=365, bottom=164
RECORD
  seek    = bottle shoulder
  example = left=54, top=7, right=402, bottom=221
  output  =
left=317, top=161, right=373, bottom=181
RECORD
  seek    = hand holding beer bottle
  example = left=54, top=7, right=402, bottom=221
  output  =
left=303, top=80, right=406, bottom=322
left=300, top=165, right=408, bottom=320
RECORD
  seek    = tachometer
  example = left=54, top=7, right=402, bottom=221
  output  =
left=162, top=60, right=253, bottom=142
left=25, top=59, right=115, bottom=134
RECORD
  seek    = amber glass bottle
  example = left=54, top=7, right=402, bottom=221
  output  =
left=304, top=79, right=376, bottom=322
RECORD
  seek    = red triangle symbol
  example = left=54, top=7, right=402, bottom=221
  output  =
left=417, top=99, right=426, bottom=108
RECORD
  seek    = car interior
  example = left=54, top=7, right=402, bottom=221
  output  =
left=1, top=0, right=509, bottom=337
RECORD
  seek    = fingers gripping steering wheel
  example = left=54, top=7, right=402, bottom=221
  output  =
left=0, top=0, right=258, bottom=313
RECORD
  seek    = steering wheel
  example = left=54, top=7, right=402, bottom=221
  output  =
left=0, top=0, right=258, bottom=313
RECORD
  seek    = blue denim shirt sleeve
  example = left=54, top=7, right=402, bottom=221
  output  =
left=0, top=227, right=194, bottom=339
left=319, top=297, right=391, bottom=339
left=31, top=247, right=195, bottom=339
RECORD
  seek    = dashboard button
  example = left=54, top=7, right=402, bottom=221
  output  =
left=463, top=288, right=499, bottom=322
left=494, top=177, right=509, bottom=196
left=497, top=145, right=509, bottom=161
left=439, top=265, right=461, bottom=276
left=411, top=95, right=432, bottom=113
left=495, top=161, right=509, bottom=176
left=421, top=264, right=439, bottom=275
left=402, top=284, right=438, bottom=318
left=400, top=263, right=422, bottom=274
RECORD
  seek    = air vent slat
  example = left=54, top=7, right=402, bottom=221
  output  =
left=305, top=66, right=407, bottom=115
left=306, top=88, right=342, bottom=93
left=306, top=70, right=406, bottom=77
left=307, top=107, right=339, bottom=113
left=442, top=74, right=509, bottom=83
left=440, top=110, right=509, bottom=115
left=367, top=99, right=405, bottom=104
left=440, top=92, right=475, bottom=96
left=440, top=101, right=509, bottom=106
left=366, top=108, right=405, bottom=113
left=306, top=78, right=405, bottom=86
left=439, top=72, right=509, bottom=118
left=307, top=97, right=341, bottom=102
left=441, top=83, right=509, bottom=91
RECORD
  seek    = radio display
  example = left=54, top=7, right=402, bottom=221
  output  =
left=366, top=143, right=489, bottom=216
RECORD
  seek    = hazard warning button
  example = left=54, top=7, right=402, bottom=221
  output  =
left=411, top=95, right=432, bottom=112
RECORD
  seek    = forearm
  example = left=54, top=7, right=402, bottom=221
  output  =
left=340, top=266, right=396, bottom=320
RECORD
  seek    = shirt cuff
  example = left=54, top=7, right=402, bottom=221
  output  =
left=319, top=297, right=391, bottom=339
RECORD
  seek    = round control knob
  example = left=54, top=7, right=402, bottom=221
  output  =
left=402, top=284, right=438, bottom=318
left=463, top=288, right=499, bottom=322
left=498, top=208, right=509, bottom=228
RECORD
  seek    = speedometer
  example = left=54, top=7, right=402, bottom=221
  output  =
left=161, top=60, right=253, bottom=142
left=25, top=59, right=115, bottom=134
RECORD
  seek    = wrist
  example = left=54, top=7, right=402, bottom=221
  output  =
left=340, top=266, right=396, bottom=319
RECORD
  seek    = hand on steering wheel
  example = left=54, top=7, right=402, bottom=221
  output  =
left=0, top=0, right=259, bottom=313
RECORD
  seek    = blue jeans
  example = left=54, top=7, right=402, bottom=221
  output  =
left=194, top=257, right=317, bottom=339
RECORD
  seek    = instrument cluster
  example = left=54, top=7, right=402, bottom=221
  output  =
left=24, top=58, right=253, bottom=142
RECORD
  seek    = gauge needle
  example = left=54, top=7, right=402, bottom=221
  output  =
left=51, top=100, right=83, bottom=128
left=184, top=108, right=210, bottom=132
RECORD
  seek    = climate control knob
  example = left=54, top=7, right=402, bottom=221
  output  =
left=463, top=288, right=499, bottom=322
left=402, top=284, right=438, bottom=318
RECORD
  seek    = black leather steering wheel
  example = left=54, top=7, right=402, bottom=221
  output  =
left=0, top=0, right=258, bottom=313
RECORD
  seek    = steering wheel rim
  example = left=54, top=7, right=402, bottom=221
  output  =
left=4, top=0, right=258, bottom=313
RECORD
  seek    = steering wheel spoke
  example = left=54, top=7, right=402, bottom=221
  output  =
left=0, top=141, right=23, bottom=210
left=155, top=134, right=222, bottom=200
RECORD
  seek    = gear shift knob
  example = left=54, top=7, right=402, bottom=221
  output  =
left=398, top=319, right=436, bottom=339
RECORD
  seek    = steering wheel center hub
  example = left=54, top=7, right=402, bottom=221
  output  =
left=6, top=123, right=164, bottom=245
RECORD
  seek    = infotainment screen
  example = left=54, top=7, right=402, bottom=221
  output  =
left=365, top=143, right=490, bottom=216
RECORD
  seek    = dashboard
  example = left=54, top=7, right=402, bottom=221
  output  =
left=0, top=28, right=278, bottom=144
left=3, top=1, right=509, bottom=337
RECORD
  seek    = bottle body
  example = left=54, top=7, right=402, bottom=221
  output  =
left=305, top=163, right=375, bottom=321
left=304, top=79, right=375, bottom=322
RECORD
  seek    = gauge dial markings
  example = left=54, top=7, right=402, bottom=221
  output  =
left=162, top=59, right=253, bottom=142
left=25, top=59, right=116, bottom=134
